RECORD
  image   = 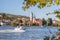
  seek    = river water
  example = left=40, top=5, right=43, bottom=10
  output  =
left=0, top=26, right=59, bottom=40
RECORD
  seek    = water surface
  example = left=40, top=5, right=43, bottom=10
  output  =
left=0, top=26, right=59, bottom=40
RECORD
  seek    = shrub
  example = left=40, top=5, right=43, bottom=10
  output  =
left=44, top=36, right=49, bottom=40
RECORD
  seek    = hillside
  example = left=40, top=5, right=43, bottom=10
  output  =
left=0, top=13, right=29, bottom=19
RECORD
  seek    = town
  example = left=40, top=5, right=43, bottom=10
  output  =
left=0, top=12, right=60, bottom=27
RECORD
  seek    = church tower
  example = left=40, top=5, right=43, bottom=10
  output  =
left=30, top=12, right=33, bottom=22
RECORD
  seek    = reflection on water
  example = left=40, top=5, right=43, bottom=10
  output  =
left=0, top=26, right=59, bottom=40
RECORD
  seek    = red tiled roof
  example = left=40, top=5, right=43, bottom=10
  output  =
left=35, top=19, right=42, bottom=23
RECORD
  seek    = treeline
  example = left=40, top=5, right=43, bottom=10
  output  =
left=42, top=18, right=60, bottom=27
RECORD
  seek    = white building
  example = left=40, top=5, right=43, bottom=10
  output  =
left=33, top=14, right=36, bottom=23
left=30, top=12, right=36, bottom=23
left=0, top=22, right=3, bottom=26
left=30, top=12, right=33, bottom=21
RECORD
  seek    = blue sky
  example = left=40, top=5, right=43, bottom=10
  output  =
left=0, top=0, right=60, bottom=20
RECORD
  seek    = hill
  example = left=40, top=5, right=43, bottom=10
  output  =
left=0, top=13, right=29, bottom=20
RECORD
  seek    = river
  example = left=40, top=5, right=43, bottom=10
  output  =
left=0, top=26, right=59, bottom=40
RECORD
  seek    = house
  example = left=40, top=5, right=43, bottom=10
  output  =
left=22, top=18, right=26, bottom=26
left=35, top=19, right=42, bottom=26
left=52, top=20, right=60, bottom=26
left=0, top=22, right=3, bottom=26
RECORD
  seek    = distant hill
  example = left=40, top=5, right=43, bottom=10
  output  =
left=0, top=13, right=29, bottom=19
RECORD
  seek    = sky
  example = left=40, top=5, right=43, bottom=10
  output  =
left=0, top=0, right=60, bottom=20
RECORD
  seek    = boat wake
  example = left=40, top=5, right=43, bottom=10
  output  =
left=0, top=26, right=25, bottom=32
left=0, top=30, right=25, bottom=32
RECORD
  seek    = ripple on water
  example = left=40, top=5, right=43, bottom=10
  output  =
left=0, top=27, right=59, bottom=40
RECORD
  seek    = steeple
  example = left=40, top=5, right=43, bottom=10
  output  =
left=30, top=12, right=33, bottom=21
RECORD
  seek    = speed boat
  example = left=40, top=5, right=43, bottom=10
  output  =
left=14, top=26, right=25, bottom=32
left=0, top=26, right=25, bottom=32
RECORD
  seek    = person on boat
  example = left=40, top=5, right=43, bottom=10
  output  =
left=16, top=23, right=22, bottom=30
left=16, top=24, right=19, bottom=28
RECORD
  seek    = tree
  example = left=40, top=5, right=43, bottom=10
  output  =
left=42, top=18, right=47, bottom=26
left=44, top=36, right=49, bottom=40
left=54, top=10, right=60, bottom=19
left=47, top=18, right=52, bottom=26
left=19, top=20, right=23, bottom=26
left=23, top=0, right=60, bottom=10
left=23, top=0, right=60, bottom=19
left=2, top=13, right=6, bottom=19
left=46, top=9, right=60, bottom=19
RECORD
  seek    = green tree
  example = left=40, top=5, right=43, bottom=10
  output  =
left=47, top=18, right=52, bottom=26
left=42, top=18, right=47, bottom=26
left=19, top=20, right=22, bottom=23
left=2, top=13, right=6, bottom=19
left=19, top=20, right=23, bottom=26
left=46, top=10, right=60, bottom=20
left=44, top=36, right=49, bottom=40
left=54, top=10, right=60, bottom=19
left=23, top=0, right=60, bottom=19
left=23, top=0, right=60, bottom=10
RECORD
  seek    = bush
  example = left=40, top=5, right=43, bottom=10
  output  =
left=44, top=36, right=49, bottom=40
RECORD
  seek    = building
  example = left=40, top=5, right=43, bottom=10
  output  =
left=0, top=22, right=3, bottom=26
left=52, top=20, right=60, bottom=26
left=30, top=12, right=33, bottom=22
left=35, top=19, right=42, bottom=26
left=29, top=12, right=42, bottom=26
left=33, top=14, right=36, bottom=23
left=30, top=12, right=36, bottom=23
left=22, top=18, right=26, bottom=26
